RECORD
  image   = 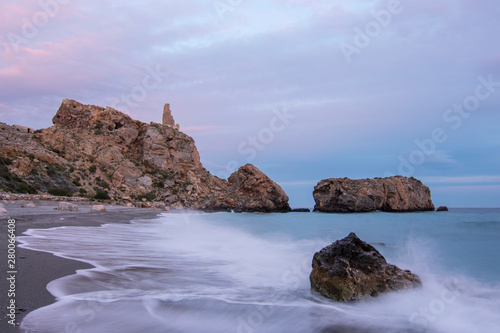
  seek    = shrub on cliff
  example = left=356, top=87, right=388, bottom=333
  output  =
left=94, top=189, right=111, bottom=200
left=48, top=187, right=73, bottom=197
left=0, top=158, right=38, bottom=194
left=137, top=191, right=156, bottom=202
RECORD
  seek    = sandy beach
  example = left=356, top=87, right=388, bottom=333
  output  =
left=0, top=200, right=160, bottom=332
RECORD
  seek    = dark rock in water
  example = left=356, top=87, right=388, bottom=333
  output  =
left=310, top=233, right=422, bottom=302
left=313, top=176, right=435, bottom=213
left=370, top=242, right=387, bottom=247
left=291, top=208, right=311, bottom=212
left=436, top=206, right=449, bottom=212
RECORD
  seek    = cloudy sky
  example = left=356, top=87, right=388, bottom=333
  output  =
left=1, top=0, right=499, bottom=207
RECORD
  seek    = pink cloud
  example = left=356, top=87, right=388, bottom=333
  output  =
left=0, top=2, right=40, bottom=34
left=0, top=28, right=125, bottom=100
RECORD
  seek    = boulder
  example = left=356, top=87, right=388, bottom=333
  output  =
left=436, top=206, right=449, bottom=212
left=92, top=205, right=107, bottom=212
left=313, top=176, right=434, bottom=213
left=310, top=233, right=421, bottom=302
left=137, top=202, right=155, bottom=209
left=228, top=164, right=291, bottom=213
left=58, top=202, right=78, bottom=212
left=0, top=206, right=8, bottom=219
left=171, top=202, right=184, bottom=210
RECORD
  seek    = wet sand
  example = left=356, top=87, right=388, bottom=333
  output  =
left=0, top=201, right=160, bottom=332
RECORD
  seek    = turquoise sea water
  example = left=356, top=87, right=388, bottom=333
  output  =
left=19, top=209, right=500, bottom=332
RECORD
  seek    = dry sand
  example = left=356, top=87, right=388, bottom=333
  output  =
left=0, top=200, right=160, bottom=332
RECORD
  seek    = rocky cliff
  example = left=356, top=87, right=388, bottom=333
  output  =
left=0, top=99, right=291, bottom=212
left=313, top=176, right=434, bottom=213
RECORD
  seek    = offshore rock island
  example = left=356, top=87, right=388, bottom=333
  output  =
left=0, top=99, right=291, bottom=212
left=313, top=176, right=435, bottom=213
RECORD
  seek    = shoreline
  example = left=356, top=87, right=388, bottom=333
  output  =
left=0, top=200, right=161, bottom=332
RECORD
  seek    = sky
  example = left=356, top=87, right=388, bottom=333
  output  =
left=1, top=0, right=499, bottom=208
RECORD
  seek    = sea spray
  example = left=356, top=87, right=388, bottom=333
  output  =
left=18, top=209, right=500, bottom=332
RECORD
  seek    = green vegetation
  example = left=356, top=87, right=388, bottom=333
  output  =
left=94, top=189, right=111, bottom=200
left=16, top=182, right=38, bottom=194
left=0, top=157, right=37, bottom=194
left=89, top=165, right=97, bottom=173
left=137, top=191, right=156, bottom=202
left=162, top=171, right=174, bottom=180
left=50, top=148, right=65, bottom=156
left=0, top=157, right=12, bottom=165
left=46, top=163, right=66, bottom=177
left=96, top=178, right=110, bottom=189
left=48, top=188, right=73, bottom=197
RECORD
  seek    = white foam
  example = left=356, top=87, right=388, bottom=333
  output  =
left=19, top=212, right=500, bottom=333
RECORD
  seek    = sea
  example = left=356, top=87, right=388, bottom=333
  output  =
left=18, top=208, right=500, bottom=333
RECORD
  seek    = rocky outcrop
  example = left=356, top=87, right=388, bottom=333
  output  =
left=0, top=99, right=291, bottom=212
left=162, top=104, right=179, bottom=130
left=313, top=176, right=434, bottom=213
left=226, top=164, right=291, bottom=212
left=310, top=233, right=422, bottom=302
left=436, top=206, right=449, bottom=212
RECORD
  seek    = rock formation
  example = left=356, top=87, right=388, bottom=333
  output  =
left=227, top=164, right=291, bottom=212
left=58, top=202, right=78, bottom=212
left=162, top=103, right=179, bottom=130
left=313, top=176, right=434, bottom=213
left=291, top=208, right=311, bottom=213
left=436, top=206, right=449, bottom=212
left=12, top=125, right=35, bottom=133
left=310, top=233, right=422, bottom=302
left=0, top=99, right=291, bottom=212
